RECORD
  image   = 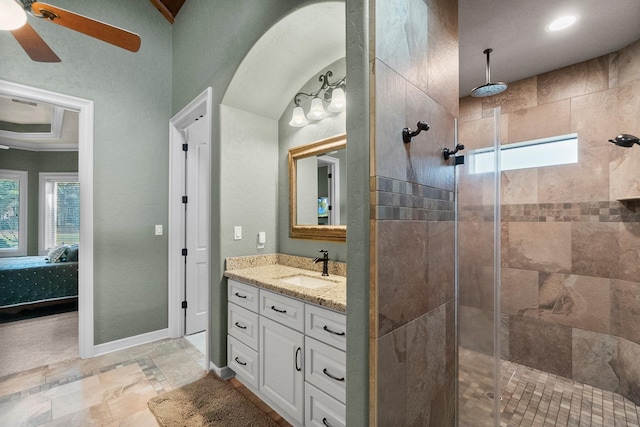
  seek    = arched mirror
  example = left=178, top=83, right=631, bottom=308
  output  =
left=289, top=134, right=346, bottom=242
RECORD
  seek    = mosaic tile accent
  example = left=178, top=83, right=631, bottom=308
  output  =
left=459, top=200, right=640, bottom=223
left=458, top=347, right=640, bottom=427
left=371, top=176, right=455, bottom=221
left=0, top=357, right=168, bottom=404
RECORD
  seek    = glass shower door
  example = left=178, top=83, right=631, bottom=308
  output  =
left=456, top=107, right=501, bottom=426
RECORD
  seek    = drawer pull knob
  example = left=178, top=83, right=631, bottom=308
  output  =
left=234, top=322, right=247, bottom=330
left=322, top=368, right=345, bottom=382
left=234, top=292, right=247, bottom=299
left=322, top=418, right=333, bottom=427
left=271, top=305, right=287, bottom=314
left=234, top=357, right=247, bottom=366
left=323, top=325, right=345, bottom=336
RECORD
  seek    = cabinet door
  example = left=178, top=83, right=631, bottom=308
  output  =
left=260, top=316, right=304, bottom=424
left=228, top=302, right=259, bottom=350
left=228, top=279, right=259, bottom=312
left=305, top=337, right=346, bottom=404
left=305, top=382, right=346, bottom=427
left=305, top=304, right=346, bottom=351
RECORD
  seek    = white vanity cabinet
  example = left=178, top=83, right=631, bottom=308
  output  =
left=226, top=278, right=346, bottom=427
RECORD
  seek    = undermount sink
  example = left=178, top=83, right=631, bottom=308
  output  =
left=279, top=274, right=336, bottom=289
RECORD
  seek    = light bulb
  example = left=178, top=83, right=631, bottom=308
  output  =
left=546, top=15, right=577, bottom=32
left=327, top=87, right=346, bottom=113
left=306, top=97, right=327, bottom=121
left=288, top=106, right=309, bottom=127
left=0, top=0, right=27, bottom=31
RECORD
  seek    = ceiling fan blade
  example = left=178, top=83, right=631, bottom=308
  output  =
left=11, top=22, right=61, bottom=62
left=31, top=2, right=141, bottom=52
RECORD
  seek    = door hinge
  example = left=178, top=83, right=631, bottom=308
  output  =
left=181, top=301, right=187, bottom=309
left=182, top=248, right=188, bottom=256
left=328, top=173, right=332, bottom=178
left=328, top=205, right=332, bottom=211
left=182, top=143, right=188, bottom=152
left=182, top=196, right=188, bottom=204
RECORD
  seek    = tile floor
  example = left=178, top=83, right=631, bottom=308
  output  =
left=459, top=347, right=640, bottom=427
left=0, top=331, right=289, bottom=427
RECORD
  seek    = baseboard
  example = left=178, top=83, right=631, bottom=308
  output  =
left=210, top=361, right=235, bottom=380
left=93, top=328, right=169, bottom=357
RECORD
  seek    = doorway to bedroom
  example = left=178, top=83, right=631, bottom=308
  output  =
left=0, top=80, right=94, bottom=375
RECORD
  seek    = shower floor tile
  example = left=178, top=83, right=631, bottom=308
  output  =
left=459, top=348, right=640, bottom=427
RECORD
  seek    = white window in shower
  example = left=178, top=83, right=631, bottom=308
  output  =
left=469, top=133, right=578, bottom=174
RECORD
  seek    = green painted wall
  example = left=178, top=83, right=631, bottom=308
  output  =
left=172, top=1, right=369, bottom=423
left=0, top=149, right=78, bottom=255
left=0, top=0, right=173, bottom=344
left=172, top=0, right=324, bottom=367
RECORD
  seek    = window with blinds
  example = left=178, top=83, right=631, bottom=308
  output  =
left=40, top=173, right=79, bottom=253
left=0, top=169, right=28, bottom=256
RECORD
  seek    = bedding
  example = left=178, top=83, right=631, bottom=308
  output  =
left=0, top=256, right=78, bottom=309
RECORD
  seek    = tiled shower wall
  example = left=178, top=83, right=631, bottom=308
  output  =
left=370, top=0, right=458, bottom=424
left=458, top=38, right=640, bottom=405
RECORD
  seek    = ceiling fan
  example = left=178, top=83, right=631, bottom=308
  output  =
left=0, top=0, right=141, bottom=62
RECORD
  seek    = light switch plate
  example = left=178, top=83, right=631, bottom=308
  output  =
left=234, top=226, right=242, bottom=240
left=155, top=224, right=163, bottom=235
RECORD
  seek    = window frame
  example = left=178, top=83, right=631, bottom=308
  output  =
left=0, top=169, right=28, bottom=257
left=468, top=133, right=579, bottom=174
left=39, top=172, right=79, bottom=255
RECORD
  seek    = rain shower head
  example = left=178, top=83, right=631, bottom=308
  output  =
left=470, top=48, right=508, bottom=97
left=609, top=134, right=640, bottom=148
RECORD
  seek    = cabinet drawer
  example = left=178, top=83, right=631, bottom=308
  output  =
left=260, top=289, right=305, bottom=333
left=228, top=279, right=259, bottom=312
left=305, top=337, right=346, bottom=404
left=228, top=302, right=259, bottom=351
left=228, top=335, right=259, bottom=389
left=305, top=382, right=346, bottom=427
left=305, top=304, right=346, bottom=351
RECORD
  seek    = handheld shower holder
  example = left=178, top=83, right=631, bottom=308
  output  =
left=402, top=121, right=430, bottom=143
left=443, top=143, right=465, bottom=160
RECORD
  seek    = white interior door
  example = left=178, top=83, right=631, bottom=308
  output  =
left=185, top=117, right=209, bottom=335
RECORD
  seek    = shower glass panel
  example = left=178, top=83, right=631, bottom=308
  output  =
left=456, top=107, right=501, bottom=426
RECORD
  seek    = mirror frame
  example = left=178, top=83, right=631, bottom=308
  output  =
left=289, top=133, right=346, bottom=242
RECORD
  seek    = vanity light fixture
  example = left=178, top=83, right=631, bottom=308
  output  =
left=288, top=70, right=346, bottom=128
left=0, top=0, right=27, bottom=31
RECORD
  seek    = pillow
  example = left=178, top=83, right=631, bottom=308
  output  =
left=66, top=244, right=79, bottom=262
left=47, top=244, right=68, bottom=263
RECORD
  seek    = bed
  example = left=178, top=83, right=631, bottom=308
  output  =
left=0, top=254, right=78, bottom=312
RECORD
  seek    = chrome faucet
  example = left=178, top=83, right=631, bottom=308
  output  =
left=313, top=249, right=330, bottom=276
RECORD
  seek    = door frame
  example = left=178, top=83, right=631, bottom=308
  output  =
left=168, top=88, right=212, bottom=348
left=0, top=79, right=95, bottom=359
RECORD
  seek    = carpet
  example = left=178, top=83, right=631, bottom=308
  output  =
left=148, top=373, right=279, bottom=427
left=0, top=311, right=78, bottom=378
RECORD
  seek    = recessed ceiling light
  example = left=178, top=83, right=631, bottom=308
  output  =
left=546, top=15, right=577, bottom=32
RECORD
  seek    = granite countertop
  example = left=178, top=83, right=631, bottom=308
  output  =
left=224, top=254, right=346, bottom=313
